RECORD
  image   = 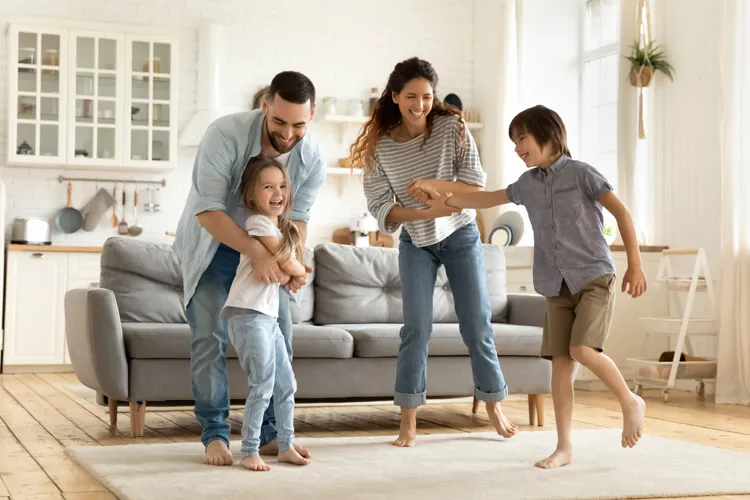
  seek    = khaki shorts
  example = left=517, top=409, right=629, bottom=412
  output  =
left=541, top=274, right=616, bottom=360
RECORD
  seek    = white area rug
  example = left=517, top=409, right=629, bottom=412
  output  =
left=66, top=429, right=750, bottom=500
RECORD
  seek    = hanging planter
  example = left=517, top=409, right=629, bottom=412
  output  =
left=625, top=40, right=675, bottom=88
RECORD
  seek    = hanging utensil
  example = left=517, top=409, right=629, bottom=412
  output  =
left=110, top=185, right=118, bottom=227
left=128, top=186, right=143, bottom=236
left=118, top=189, right=129, bottom=235
left=53, top=182, right=83, bottom=234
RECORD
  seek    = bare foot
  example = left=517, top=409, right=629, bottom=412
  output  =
left=535, top=447, right=573, bottom=469
left=392, top=409, right=417, bottom=447
left=259, top=439, right=311, bottom=458
left=622, top=394, right=646, bottom=448
left=486, top=403, right=519, bottom=438
left=203, top=440, right=233, bottom=466
left=278, top=447, right=311, bottom=466
left=239, top=454, right=270, bottom=472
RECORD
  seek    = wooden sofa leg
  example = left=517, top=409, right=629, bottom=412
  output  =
left=536, top=395, right=545, bottom=426
left=108, top=398, right=118, bottom=427
left=528, top=394, right=538, bottom=426
left=129, top=401, right=146, bottom=438
left=471, top=396, right=480, bottom=414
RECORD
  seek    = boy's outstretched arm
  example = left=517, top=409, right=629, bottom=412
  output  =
left=255, top=235, right=308, bottom=278
left=423, top=187, right=510, bottom=210
left=598, top=191, right=647, bottom=298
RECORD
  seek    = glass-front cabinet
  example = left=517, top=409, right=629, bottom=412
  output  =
left=7, top=23, right=178, bottom=172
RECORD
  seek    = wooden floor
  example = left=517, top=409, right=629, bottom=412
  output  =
left=0, top=373, right=749, bottom=500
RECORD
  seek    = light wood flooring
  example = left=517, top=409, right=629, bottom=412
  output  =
left=0, top=372, right=749, bottom=500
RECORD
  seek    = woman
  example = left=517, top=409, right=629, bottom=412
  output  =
left=350, top=57, right=518, bottom=447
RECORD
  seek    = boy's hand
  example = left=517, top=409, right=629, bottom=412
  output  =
left=423, top=187, right=460, bottom=218
left=622, top=267, right=647, bottom=298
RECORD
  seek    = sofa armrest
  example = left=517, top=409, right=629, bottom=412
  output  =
left=64, top=288, right=129, bottom=401
left=507, top=293, right=546, bottom=327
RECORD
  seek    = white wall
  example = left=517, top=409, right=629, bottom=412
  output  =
left=1, top=0, right=479, bottom=247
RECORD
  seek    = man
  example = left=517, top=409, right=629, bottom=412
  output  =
left=174, top=71, right=326, bottom=466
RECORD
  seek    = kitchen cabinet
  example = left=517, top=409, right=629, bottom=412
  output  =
left=503, top=246, right=668, bottom=388
left=7, top=21, right=178, bottom=172
left=2, top=248, right=101, bottom=370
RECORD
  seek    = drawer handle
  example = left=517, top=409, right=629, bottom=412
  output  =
left=31, top=253, right=45, bottom=259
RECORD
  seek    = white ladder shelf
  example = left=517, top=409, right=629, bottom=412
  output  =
left=627, top=249, right=718, bottom=402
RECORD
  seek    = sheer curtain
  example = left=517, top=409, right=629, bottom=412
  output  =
left=715, top=0, right=750, bottom=405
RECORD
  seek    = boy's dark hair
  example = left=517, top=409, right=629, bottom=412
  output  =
left=251, top=85, right=269, bottom=109
left=508, top=105, right=572, bottom=157
left=267, top=71, right=316, bottom=106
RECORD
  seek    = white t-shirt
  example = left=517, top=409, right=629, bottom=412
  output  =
left=230, top=152, right=291, bottom=226
left=222, top=215, right=285, bottom=318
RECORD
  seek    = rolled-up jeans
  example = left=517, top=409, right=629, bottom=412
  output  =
left=185, top=243, right=293, bottom=447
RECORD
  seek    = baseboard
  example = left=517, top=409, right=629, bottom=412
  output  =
left=2, top=364, right=74, bottom=374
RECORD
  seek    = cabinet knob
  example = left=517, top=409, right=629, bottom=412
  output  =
left=519, top=285, right=527, bottom=291
left=31, top=253, right=45, bottom=259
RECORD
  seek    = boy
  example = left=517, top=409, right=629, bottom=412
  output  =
left=423, top=105, right=647, bottom=469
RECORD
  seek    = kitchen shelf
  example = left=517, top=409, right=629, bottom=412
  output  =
left=323, top=114, right=484, bottom=129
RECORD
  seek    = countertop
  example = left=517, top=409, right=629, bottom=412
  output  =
left=7, top=244, right=103, bottom=253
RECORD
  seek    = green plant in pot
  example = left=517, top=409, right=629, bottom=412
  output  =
left=625, top=40, right=675, bottom=88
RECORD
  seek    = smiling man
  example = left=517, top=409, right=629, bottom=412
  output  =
left=173, top=71, right=326, bottom=466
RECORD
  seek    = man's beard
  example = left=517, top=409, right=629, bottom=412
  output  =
left=265, top=120, right=297, bottom=154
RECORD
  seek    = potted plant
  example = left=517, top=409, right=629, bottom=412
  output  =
left=625, top=40, right=675, bottom=88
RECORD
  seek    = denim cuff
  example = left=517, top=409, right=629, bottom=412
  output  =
left=394, top=391, right=427, bottom=408
left=277, top=440, right=292, bottom=453
left=474, top=384, right=509, bottom=403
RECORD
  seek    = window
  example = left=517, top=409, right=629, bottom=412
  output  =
left=580, top=0, right=620, bottom=194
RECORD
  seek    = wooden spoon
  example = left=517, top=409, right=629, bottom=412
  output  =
left=110, top=185, right=118, bottom=227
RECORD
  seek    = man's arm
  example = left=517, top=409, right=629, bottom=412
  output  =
left=253, top=235, right=307, bottom=277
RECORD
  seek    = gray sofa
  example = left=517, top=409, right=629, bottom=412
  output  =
left=64, top=237, right=551, bottom=437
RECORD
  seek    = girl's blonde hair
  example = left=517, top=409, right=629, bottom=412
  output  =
left=241, top=156, right=303, bottom=264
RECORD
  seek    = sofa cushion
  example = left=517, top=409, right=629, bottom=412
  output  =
left=100, top=238, right=187, bottom=324
left=332, top=323, right=542, bottom=358
left=122, top=323, right=353, bottom=359
left=313, top=242, right=508, bottom=325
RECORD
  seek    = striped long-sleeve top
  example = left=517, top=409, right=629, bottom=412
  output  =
left=363, top=114, right=485, bottom=248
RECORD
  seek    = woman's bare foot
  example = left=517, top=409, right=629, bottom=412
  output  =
left=203, top=440, right=233, bottom=466
left=486, top=402, right=519, bottom=438
left=622, top=394, right=646, bottom=448
left=535, top=447, right=573, bottom=469
left=392, top=408, right=417, bottom=447
left=278, top=447, right=311, bottom=466
left=259, top=439, right=311, bottom=458
left=239, top=454, right=270, bottom=471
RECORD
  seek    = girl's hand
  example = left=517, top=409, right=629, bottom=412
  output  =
left=622, top=267, right=648, bottom=298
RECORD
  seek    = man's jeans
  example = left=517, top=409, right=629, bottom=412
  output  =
left=395, top=221, right=509, bottom=408
left=225, top=308, right=296, bottom=456
left=185, top=244, right=293, bottom=447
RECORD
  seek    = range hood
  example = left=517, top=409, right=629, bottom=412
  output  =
left=179, top=22, right=244, bottom=148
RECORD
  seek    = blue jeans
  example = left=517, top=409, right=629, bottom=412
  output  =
left=395, top=221, right=509, bottom=407
left=225, top=307, right=296, bottom=456
left=185, top=244, right=293, bottom=448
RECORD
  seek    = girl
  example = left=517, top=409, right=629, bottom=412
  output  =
left=350, top=57, right=519, bottom=447
left=221, top=156, right=311, bottom=471
left=425, top=104, right=647, bottom=468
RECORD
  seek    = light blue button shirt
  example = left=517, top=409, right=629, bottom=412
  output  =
left=174, top=110, right=326, bottom=305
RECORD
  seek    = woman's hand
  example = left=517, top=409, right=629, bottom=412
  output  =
left=424, top=188, right=460, bottom=218
left=407, top=179, right=433, bottom=204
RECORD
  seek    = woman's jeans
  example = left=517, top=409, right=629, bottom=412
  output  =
left=225, top=307, right=296, bottom=456
left=395, top=221, right=509, bottom=408
left=185, top=244, right=293, bottom=448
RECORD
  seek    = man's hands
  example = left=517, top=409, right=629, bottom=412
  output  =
left=285, top=265, right=313, bottom=293
left=250, top=253, right=311, bottom=292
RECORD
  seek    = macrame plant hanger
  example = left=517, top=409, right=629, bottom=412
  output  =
left=633, top=0, right=653, bottom=139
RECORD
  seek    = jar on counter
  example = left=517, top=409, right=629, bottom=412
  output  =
left=321, top=97, right=337, bottom=117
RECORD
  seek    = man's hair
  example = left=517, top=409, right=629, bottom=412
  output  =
left=267, top=71, right=316, bottom=106
left=508, top=104, right=572, bottom=157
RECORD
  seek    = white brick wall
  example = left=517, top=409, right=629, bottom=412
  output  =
left=0, top=0, right=479, bottom=247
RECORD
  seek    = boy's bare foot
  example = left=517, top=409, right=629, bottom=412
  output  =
left=278, top=447, right=311, bottom=466
left=203, top=440, right=233, bottom=466
left=393, top=408, right=417, bottom=447
left=622, top=394, right=646, bottom=448
left=535, top=447, right=573, bottom=469
left=486, top=403, right=519, bottom=438
left=239, top=454, right=270, bottom=471
left=259, top=439, right=311, bottom=458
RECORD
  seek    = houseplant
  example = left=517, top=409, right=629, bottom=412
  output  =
left=626, top=40, right=675, bottom=88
